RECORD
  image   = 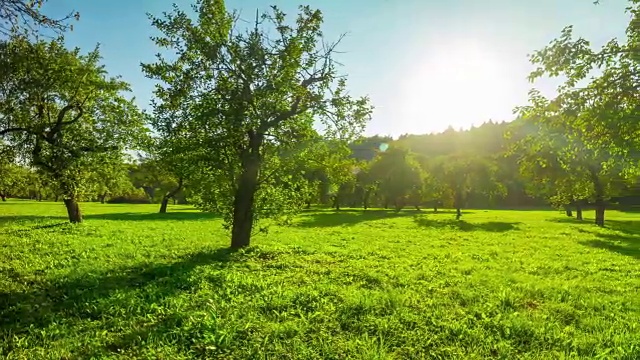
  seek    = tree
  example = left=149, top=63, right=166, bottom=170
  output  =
left=515, top=91, right=637, bottom=227
left=431, top=154, right=504, bottom=219
left=368, top=147, right=424, bottom=211
left=0, top=0, right=79, bottom=36
left=129, top=158, right=178, bottom=205
left=143, top=1, right=372, bottom=248
left=0, top=36, right=146, bottom=222
left=89, top=154, right=135, bottom=204
left=509, top=118, right=592, bottom=220
left=524, top=3, right=640, bottom=225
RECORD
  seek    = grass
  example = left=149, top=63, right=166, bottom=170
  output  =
left=1, top=201, right=640, bottom=359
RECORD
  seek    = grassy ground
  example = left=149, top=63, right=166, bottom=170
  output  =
left=1, top=201, right=639, bottom=359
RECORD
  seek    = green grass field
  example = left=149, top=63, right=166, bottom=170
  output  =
left=1, top=201, right=639, bottom=359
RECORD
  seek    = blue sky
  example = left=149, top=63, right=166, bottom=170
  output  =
left=43, top=0, right=630, bottom=137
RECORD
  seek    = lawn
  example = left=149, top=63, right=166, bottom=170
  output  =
left=1, top=201, right=639, bottom=359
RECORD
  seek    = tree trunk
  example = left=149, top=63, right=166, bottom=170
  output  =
left=433, top=206, right=438, bottom=213
left=333, top=196, right=340, bottom=211
left=595, top=199, right=605, bottom=227
left=0, top=193, right=6, bottom=202
left=63, top=198, right=82, bottom=223
left=590, top=168, right=606, bottom=227
left=565, top=207, right=573, bottom=217
left=394, top=199, right=404, bottom=212
left=54, top=194, right=59, bottom=202
left=454, top=190, right=463, bottom=220
left=231, top=145, right=261, bottom=249
left=159, top=197, right=169, bottom=213
left=576, top=204, right=583, bottom=221
left=363, top=190, right=370, bottom=210
left=173, top=198, right=177, bottom=205
left=100, top=193, right=107, bottom=204
left=159, top=178, right=183, bottom=214
left=415, top=205, right=421, bottom=211
left=305, top=201, right=311, bottom=209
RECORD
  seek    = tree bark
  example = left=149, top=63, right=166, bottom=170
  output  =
left=595, top=198, right=605, bottom=227
left=433, top=206, right=438, bottom=213
left=576, top=204, right=583, bottom=221
left=231, top=143, right=261, bottom=249
left=159, top=178, right=183, bottom=214
left=99, top=193, right=107, bottom=204
left=394, top=199, right=404, bottom=212
left=589, top=168, right=606, bottom=227
left=63, top=198, right=82, bottom=223
left=565, top=207, right=573, bottom=217
left=363, top=190, right=370, bottom=210
left=454, top=190, right=463, bottom=219
left=0, top=193, right=6, bottom=201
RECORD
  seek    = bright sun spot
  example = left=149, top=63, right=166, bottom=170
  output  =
left=396, top=38, right=517, bottom=134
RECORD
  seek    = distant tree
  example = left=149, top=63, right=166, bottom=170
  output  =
left=0, top=0, right=79, bottom=36
left=143, top=1, right=372, bottom=248
left=129, top=158, right=178, bottom=205
left=89, top=154, right=135, bottom=204
left=0, top=37, right=146, bottom=222
left=431, top=154, right=504, bottom=219
left=368, top=147, right=424, bottom=211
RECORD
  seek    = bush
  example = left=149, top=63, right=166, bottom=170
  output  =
left=107, top=188, right=151, bottom=204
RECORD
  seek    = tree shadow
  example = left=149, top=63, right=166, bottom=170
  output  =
left=0, top=215, right=68, bottom=226
left=548, top=218, right=639, bottom=235
left=0, top=247, right=235, bottom=347
left=83, top=211, right=219, bottom=222
left=577, top=226, right=640, bottom=260
left=6, top=222, right=70, bottom=233
left=294, top=209, right=421, bottom=228
left=547, top=217, right=591, bottom=225
left=414, top=217, right=521, bottom=232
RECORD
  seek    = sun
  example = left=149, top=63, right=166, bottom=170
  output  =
left=395, top=38, right=517, bottom=134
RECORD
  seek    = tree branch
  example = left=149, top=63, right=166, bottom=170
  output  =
left=0, top=127, right=29, bottom=136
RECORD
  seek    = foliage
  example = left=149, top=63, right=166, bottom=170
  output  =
left=0, top=36, right=146, bottom=221
left=0, top=0, right=79, bottom=36
left=367, top=146, right=424, bottom=210
left=88, top=154, right=136, bottom=203
left=142, top=0, right=372, bottom=246
left=1, top=202, right=639, bottom=358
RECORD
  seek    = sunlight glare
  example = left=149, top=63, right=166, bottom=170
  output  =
left=396, top=38, right=517, bottom=133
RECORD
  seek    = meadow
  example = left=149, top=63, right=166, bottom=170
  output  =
left=1, top=201, right=639, bottom=359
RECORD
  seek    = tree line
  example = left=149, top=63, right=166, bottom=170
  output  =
left=1, top=0, right=639, bottom=248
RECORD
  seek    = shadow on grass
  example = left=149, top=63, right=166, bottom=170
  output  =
left=294, top=209, right=426, bottom=228
left=0, top=215, right=67, bottom=226
left=0, top=247, right=236, bottom=352
left=83, top=211, right=219, bottom=222
left=414, top=217, right=521, bottom=232
left=548, top=217, right=640, bottom=235
left=578, top=227, right=640, bottom=260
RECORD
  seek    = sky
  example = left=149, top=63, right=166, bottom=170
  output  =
left=42, top=0, right=631, bottom=137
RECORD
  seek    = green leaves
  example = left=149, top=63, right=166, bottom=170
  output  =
left=143, top=2, right=371, bottom=243
left=0, top=36, right=146, bottom=205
